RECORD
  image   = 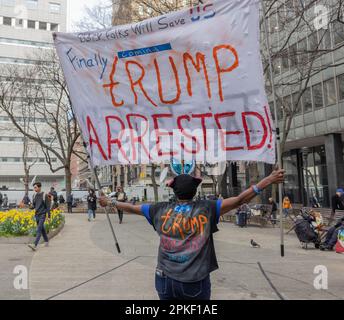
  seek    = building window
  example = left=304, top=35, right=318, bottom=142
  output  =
left=302, top=87, right=312, bottom=112
left=3, top=17, right=12, bottom=26
left=312, top=83, right=323, bottom=109
left=289, top=44, right=297, bottom=68
left=28, top=20, right=36, bottom=29
left=26, top=0, right=38, bottom=9
left=2, top=0, right=15, bottom=6
left=49, top=2, right=61, bottom=13
left=292, top=92, right=302, bottom=114
left=269, top=12, right=279, bottom=33
left=281, top=50, right=289, bottom=73
left=298, top=38, right=308, bottom=64
left=333, top=21, right=344, bottom=46
left=323, top=78, right=336, bottom=106
left=39, top=21, right=48, bottom=30
left=0, top=37, right=52, bottom=48
left=0, top=56, right=37, bottom=65
left=319, top=29, right=331, bottom=50
left=138, top=5, right=144, bottom=16
left=308, top=31, right=318, bottom=51
left=337, top=74, right=344, bottom=101
left=15, top=18, right=23, bottom=27
left=50, top=23, right=58, bottom=31
left=273, top=58, right=281, bottom=76
left=284, top=95, right=292, bottom=111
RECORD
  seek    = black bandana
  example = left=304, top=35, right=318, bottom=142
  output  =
left=170, top=174, right=202, bottom=200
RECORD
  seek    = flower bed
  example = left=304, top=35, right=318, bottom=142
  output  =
left=0, top=209, right=64, bottom=237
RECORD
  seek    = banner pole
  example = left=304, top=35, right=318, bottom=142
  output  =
left=86, top=152, right=121, bottom=254
left=261, top=0, right=285, bottom=257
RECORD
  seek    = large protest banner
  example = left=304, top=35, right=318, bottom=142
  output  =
left=54, top=0, right=275, bottom=166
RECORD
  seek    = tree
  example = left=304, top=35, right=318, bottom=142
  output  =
left=260, top=0, right=344, bottom=202
left=0, top=50, right=82, bottom=198
left=22, top=138, right=39, bottom=197
left=74, top=0, right=113, bottom=31
left=262, top=0, right=344, bottom=153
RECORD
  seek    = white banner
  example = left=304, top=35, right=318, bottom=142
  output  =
left=54, top=0, right=275, bottom=166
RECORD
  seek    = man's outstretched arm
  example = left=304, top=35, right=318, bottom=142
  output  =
left=220, top=169, right=285, bottom=216
left=99, top=197, right=143, bottom=215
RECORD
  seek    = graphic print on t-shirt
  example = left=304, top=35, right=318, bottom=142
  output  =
left=158, top=203, right=211, bottom=264
left=142, top=200, right=220, bottom=282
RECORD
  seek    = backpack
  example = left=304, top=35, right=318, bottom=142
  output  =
left=32, top=192, right=51, bottom=211
left=335, top=227, right=344, bottom=254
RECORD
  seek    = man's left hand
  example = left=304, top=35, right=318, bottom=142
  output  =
left=268, top=169, right=285, bottom=184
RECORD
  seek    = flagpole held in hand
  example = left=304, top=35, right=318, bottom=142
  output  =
left=85, top=145, right=121, bottom=254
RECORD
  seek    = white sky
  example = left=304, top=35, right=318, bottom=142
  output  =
left=67, top=0, right=100, bottom=31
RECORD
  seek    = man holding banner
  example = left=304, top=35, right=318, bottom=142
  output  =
left=54, top=0, right=285, bottom=300
left=99, top=169, right=284, bottom=300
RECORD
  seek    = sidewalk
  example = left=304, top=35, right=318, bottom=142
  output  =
left=1, top=213, right=343, bottom=300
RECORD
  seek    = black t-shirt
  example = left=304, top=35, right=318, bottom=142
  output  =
left=141, top=200, right=222, bottom=283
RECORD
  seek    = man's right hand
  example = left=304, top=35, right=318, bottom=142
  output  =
left=99, top=197, right=109, bottom=208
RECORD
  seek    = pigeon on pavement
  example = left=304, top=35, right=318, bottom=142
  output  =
left=250, top=239, right=261, bottom=248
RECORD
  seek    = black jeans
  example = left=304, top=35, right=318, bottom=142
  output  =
left=155, top=272, right=211, bottom=300
left=323, top=227, right=340, bottom=248
left=34, top=215, right=49, bottom=246
left=271, top=211, right=277, bottom=224
left=118, top=210, right=123, bottom=223
left=67, top=203, right=72, bottom=213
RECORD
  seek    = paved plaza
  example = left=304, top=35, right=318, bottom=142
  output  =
left=0, top=213, right=343, bottom=300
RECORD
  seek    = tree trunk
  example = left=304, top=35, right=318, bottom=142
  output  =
left=151, top=164, right=159, bottom=202
left=24, top=167, right=29, bottom=197
left=65, top=166, right=72, bottom=199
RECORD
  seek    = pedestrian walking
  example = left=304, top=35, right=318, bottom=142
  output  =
left=67, top=193, right=73, bottom=213
left=3, top=194, right=8, bottom=208
left=28, top=182, right=52, bottom=251
left=49, top=187, right=58, bottom=209
left=0, top=191, right=3, bottom=208
left=282, top=196, right=292, bottom=218
left=59, top=194, right=65, bottom=204
left=87, top=189, right=97, bottom=221
left=114, top=186, right=127, bottom=224
left=268, top=197, right=277, bottom=225
left=100, top=169, right=285, bottom=300
left=22, top=194, right=31, bottom=206
left=310, top=193, right=320, bottom=208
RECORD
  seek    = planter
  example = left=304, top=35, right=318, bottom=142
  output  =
left=0, top=219, right=65, bottom=245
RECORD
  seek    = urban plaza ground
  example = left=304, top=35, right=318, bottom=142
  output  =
left=0, top=213, right=343, bottom=300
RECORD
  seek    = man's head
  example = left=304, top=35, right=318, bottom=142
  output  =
left=268, top=197, right=273, bottom=203
left=50, top=187, right=55, bottom=191
left=167, top=174, right=202, bottom=200
left=33, top=182, right=42, bottom=193
left=117, top=186, right=122, bottom=192
left=336, top=188, right=344, bottom=196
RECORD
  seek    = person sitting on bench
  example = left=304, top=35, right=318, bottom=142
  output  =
left=320, top=217, right=344, bottom=251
